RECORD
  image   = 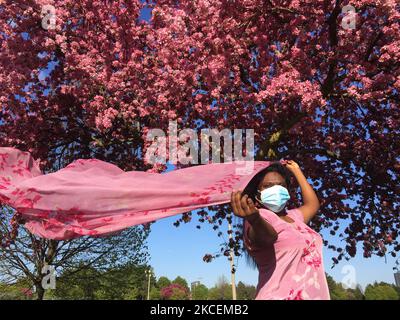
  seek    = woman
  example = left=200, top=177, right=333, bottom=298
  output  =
left=230, top=160, right=330, bottom=300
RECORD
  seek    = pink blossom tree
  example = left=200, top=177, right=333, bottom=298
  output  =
left=160, top=283, right=189, bottom=300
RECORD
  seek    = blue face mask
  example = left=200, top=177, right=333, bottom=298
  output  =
left=257, top=185, right=290, bottom=213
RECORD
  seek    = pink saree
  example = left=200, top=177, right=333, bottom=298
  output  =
left=0, top=147, right=271, bottom=240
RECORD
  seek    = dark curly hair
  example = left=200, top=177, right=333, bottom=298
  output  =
left=241, top=161, right=292, bottom=269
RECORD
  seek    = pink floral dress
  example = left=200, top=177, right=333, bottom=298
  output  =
left=243, top=207, right=330, bottom=300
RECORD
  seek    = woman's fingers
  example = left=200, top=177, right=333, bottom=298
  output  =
left=231, top=191, right=241, bottom=216
left=235, top=192, right=245, bottom=215
left=230, top=191, right=237, bottom=212
left=240, top=194, right=250, bottom=212
left=247, top=198, right=256, bottom=212
left=232, top=191, right=245, bottom=217
left=231, top=191, right=259, bottom=218
left=244, top=197, right=258, bottom=215
left=241, top=194, right=258, bottom=215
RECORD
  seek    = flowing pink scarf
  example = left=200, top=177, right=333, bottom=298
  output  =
left=0, top=147, right=271, bottom=240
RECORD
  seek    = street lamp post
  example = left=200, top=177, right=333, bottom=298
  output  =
left=394, top=271, right=400, bottom=287
left=145, top=269, right=152, bottom=300
left=228, top=214, right=237, bottom=300
left=191, top=280, right=201, bottom=300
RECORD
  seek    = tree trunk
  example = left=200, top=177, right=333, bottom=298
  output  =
left=36, top=283, right=45, bottom=300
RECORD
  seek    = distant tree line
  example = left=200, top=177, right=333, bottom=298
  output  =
left=1, top=269, right=398, bottom=300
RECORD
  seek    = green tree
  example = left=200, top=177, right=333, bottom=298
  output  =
left=236, top=281, right=256, bottom=300
left=0, top=206, right=150, bottom=300
left=172, top=276, right=190, bottom=292
left=325, top=274, right=364, bottom=300
left=346, top=285, right=365, bottom=300
left=0, top=278, right=34, bottom=300
left=149, top=286, right=161, bottom=300
left=207, top=275, right=233, bottom=300
left=49, top=263, right=155, bottom=300
left=393, top=284, right=400, bottom=298
left=49, top=265, right=101, bottom=299
left=191, top=283, right=208, bottom=300
left=326, top=274, right=343, bottom=300
left=157, top=276, right=171, bottom=290
left=365, top=282, right=399, bottom=300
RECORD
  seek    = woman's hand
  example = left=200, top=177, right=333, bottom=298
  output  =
left=281, top=159, right=302, bottom=174
left=230, top=191, right=259, bottom=221
left=231, top=191, right=278, bottom=246
left=281, top=159, right=320, bottom=224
